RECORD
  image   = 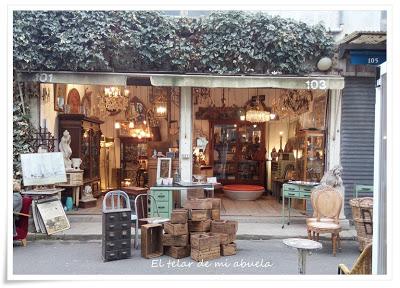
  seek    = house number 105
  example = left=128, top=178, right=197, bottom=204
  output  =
left=305, top=80, right=327, bottom=90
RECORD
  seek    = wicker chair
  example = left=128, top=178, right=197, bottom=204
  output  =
left=338, top=243, right=372, bottom=274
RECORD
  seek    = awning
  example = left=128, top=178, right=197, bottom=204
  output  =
left=16, top=71, right=344, bottom=90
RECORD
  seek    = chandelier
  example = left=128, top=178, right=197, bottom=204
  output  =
left=271, top=89, right=313, bottom=119
left=245, top=96, right=270, bottom=123
left=115, top=120, right=152, bottom=139
left=98, top=86, right=129, bottom=114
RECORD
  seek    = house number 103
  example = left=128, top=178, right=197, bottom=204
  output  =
left=305, top=80, right=327, bottom=90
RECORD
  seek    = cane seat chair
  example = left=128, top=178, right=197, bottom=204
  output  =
left=306, top=186, right=343, bottom=256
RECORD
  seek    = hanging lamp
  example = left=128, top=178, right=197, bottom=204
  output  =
left=245, top=88, right=270, bottom=123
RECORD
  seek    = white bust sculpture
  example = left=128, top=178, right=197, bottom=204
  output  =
left=59, top=130, right=72, bottom=170
left=82, top=185, right=95, bottom=201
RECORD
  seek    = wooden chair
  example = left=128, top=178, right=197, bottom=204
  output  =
left=338, top=243, right=372, bottom=274
left=13, top=197, right=32, bottom=247
left=306, top=186, right=342, bottom=256
left=306, top=185, right=335, bottom=225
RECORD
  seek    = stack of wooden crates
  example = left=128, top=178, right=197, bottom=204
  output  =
left=160, top=197, right=238, bottom=261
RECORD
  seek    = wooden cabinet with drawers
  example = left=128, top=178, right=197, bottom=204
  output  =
left=58, top=114, right=104, bottom=196
left=148, top=189, right=173, bottom=218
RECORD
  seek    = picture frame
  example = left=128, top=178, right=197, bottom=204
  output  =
left=157, top=157, right=171, bottom=179
left=36, top=198, right=70, bottom=235
left=54, top=84, right=67, bottom=112
left=166, top=152, right=175, bottom=159
left=20, top=152, right=67, bottom=186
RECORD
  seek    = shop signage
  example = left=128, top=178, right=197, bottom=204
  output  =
left=349, top=50, right=386, bottom=65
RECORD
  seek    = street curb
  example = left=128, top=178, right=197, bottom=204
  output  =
left=27, top=233, right=357, bottom=242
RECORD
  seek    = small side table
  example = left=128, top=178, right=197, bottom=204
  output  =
left=57, top=170, right=84, bottom=208
left=283, top=238, right=322, bottom=274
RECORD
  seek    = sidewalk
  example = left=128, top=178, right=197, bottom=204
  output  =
left=27, top=215, right=357, bottom=241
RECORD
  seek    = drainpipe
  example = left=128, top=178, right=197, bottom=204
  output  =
left=329, top=11, right=344, bottom=34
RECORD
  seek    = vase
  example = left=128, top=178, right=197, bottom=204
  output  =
left=66, top=197, right=73, bottom=211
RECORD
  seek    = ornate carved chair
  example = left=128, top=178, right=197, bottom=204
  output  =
left=306, top=186, right=343, bottom=256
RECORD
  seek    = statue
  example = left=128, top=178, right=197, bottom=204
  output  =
left=81, top=185, right=95, bottom=201
left=59, top=130, right=72, bottom=170
left=315, top=165, right=345, bottom=220
left=320, top=165, right=344, bottom=191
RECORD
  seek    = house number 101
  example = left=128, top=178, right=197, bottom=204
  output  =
left=305, top=80, right=327, bottom=90
left=35, top=73, right=53, bottom=83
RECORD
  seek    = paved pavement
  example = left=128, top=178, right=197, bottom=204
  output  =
left=13, top=239, right=360, bottom=275
left=27, top=215, right=357, bottom=241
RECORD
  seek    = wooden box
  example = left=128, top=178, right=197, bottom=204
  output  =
left=162, top=234, right=189, bottom=247
left=221, top=242, right=237, bottom=256
left=164, top=222, right=188, bottom=236
left=188, top=220, right=211, bottom=232
left=210, top=198, right=221, bottom=209
left=141, top=224, right=163, bottom=259
left=170, top=209, right=188, bottom=224
left=211, top=220, right=238, bottom=235
left=190, top=233, right=220, bottom=251
left=184, top=199, right=212, bottom=210
left=164, top=246, right=190, bottom=259
left=187, top=189, right=205, bottom=200
left=211, top=209, right=220, bottom=220
left=191, top=246, right=220, bottom=262
left=190, top=209, right=210, bottom=221
left=66, top=171, right=83, bottom=185
left=208, top=232, right=236, bottom=245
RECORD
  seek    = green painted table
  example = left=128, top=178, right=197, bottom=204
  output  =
left=281, top=181, right=319, bottom=228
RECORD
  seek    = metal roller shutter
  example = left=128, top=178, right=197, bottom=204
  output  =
left=341, top=77, right=375, bottom=218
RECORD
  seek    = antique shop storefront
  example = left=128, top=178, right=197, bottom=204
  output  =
left=16, top=71, right=345, bottom=218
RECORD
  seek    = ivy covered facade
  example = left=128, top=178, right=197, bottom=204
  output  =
left=13, top=11, right=334, bottom=75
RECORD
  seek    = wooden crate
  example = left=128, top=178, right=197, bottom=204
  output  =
left=208, top=232, right=236, bottom=245
left=191, top=246, right=220, bottom=262
left=162, top=234, right=189, bottom=247
left=190, top=209, right=210, bottom=221
left=164, top=245, right=190, bottom=259
left=184, top=199, right=212, bottom=210
left=170, top=209, right=188, bottom=224
left=211, top=220, right=238, bottom=235
left=188, top=220, right=211, bottom=232
left=221, top=242, right=237, bottom=256
left=187, top=189, right=205, bottom=199
left=141, top=224, right=163, bottom=259
left=210, top=198, right=221, bottom=209
left=211, top=209, right=220, bottom=220
left=190, top=233, right=220, bottom=251
left=164, top=222, right=188, bottom=236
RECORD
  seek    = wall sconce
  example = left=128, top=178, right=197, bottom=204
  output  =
left=114, top=121, right=121, bottom=129
left=128, top=121, right=134, bottom=128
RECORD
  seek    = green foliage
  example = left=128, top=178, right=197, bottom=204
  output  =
left=13, top=11, right=334, bottom=75
left=13, top=78, right=36, bottom=180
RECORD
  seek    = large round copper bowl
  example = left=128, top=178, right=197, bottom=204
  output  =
left=223, top=184, right=265, bottom=201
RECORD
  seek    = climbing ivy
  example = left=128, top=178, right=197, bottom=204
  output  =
left=13, top=77, right=37, bottom=180
left=13, top=11, right=334, bottom=75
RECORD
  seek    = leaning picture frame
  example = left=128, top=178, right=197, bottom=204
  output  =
left=54, top=83, right=67, bottom=112
left=157, top=157, right=171, bottom=179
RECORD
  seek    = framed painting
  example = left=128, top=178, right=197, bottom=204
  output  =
left=157, top=157, right=171, bottom=179
left=67, top=88, right=81, bottom=114
left=54, top=84, right=67, bottom=112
